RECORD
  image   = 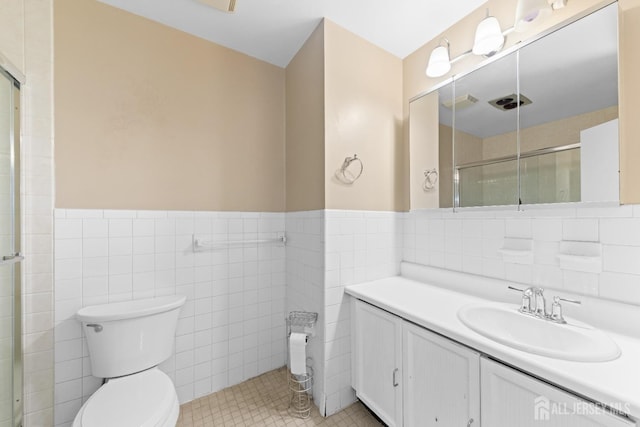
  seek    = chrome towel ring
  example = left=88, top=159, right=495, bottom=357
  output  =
left=336, top=154, right=363, bottom=184
left=423, top=168, right=438, bottom=191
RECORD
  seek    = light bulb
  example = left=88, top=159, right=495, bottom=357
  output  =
left=515, top=0, right=552, bottom=33
left=472, top=16, right=505, bottom=56
left=426, top=45, right=451, bottom=78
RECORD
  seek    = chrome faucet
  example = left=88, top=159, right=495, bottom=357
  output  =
left=508, top=285, right=581, bottom=324
left=533, top=288, right=547, bottom=318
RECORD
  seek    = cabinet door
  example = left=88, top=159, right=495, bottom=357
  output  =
left=403, top=322, right=480, bottom=427
left=481, top=358, right=635, bottom=427
left=352, top=299, right=403, bottom=427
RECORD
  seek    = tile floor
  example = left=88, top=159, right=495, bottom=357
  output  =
left=176, top=367, right=385, bottom=426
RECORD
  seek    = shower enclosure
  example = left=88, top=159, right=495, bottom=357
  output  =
left=0, top=66, right=23, bottom=427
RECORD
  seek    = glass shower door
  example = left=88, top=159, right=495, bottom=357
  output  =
left=0, top=68, right=22, bottom=427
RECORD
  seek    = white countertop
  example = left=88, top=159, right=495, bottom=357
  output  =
left=345, top=275, right=640, bottom=420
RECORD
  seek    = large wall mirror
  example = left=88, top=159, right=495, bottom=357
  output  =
left=409, top=2, right=619, bottom=210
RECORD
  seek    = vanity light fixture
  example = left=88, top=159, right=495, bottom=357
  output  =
left=425, top=40, right=452, bottom=78
left=426, top=11, right=506, bottom=79
left=514, top=0, right=552, bottom=32
left=425, top=1, right=566, bottom=79
left=472, top=14, right=505, bottom=57
left=197, top=0, right=236, bottom=13
left=550, top=0, right=568, bottom=10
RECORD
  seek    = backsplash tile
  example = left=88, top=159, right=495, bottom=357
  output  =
left=405, top=205, right=640, bottom=304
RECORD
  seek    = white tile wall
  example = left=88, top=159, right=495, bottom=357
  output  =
left=285, top=211, right=325, bottom=412
left=53, top=204, right=640, bottom=424
left=323, top=210, right=403, bottom=416
left=404, top=205, right=640, bottom=304
left=285, top=210, right=403, bottom=417
left=19, top=1, right=56, bottom=426
left=53, top=209, right=287, bottom=427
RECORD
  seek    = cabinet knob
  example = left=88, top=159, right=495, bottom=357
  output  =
left=392, top=368, right=399, bottom=387
left=467, top=418, right=474, bottom=427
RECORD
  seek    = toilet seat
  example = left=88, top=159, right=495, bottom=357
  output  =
left=73, top=368, right=179, bottom=427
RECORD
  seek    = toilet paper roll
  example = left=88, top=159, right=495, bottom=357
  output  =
left=289, top=332, right=307, bottom=375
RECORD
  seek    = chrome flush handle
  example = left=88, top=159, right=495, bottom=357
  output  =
left=86, top=324, right=103, bottom=333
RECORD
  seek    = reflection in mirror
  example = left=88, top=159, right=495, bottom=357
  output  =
left=409, top=92, right=439, bottom=209
left=437, top=83, right=453, bottom=208
left=409, top=3, right=619, bottom=211
left=518, top=3, right=618, bottom=204
left=450, top=52, right=519, bottom=207
left=409, top=84, right=454, bottom=209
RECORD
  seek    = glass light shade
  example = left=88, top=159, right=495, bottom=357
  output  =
left=472, top=16, right=505, bottom=56
left=515, top=0, right=552, bottom=33
left=426, top=45, right=451, bottom=78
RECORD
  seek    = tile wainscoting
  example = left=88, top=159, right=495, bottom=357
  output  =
left=322, top=210, right=403, bottom=416
left=285, top=210, right=403, bottom=416
left=285, top=211, right=325, bottom=412
left=53, top=209, right=403, bottom=424
left=53, top=204, right=640, bottom=425
left=53, top=209, right=287, bottom=427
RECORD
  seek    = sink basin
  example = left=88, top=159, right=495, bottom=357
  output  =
left=457, top=304, right=620, bottom=362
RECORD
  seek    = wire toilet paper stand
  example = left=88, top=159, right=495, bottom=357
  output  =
left=286, top=311, right=318, bottom=419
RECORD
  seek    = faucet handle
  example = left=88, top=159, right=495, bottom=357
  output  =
left=508, top=285, right=534, bottom=295
left=556, top=296, right=581, bottom=305
left=508, top=285, right=534, bottom=314
left=550, top=296, right=581, bottom=324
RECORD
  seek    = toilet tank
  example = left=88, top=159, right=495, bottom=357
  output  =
left=76, top=295, right=186, bottom=378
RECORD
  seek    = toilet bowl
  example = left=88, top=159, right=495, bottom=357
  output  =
left=73, top=295, right=186, bottom=427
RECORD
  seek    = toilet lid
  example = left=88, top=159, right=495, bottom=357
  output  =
left=82, top=368, right=177, bottom=427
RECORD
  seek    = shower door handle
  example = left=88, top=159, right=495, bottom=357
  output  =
left=0, top=252, right=24, bottom=266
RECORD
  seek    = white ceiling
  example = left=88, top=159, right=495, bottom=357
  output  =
left=97, top=0, right=487, bottom=67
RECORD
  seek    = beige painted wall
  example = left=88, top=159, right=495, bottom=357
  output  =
left=285, top=23, right=325, bottom=212
left=55, top=0, right=286, bottom=211
left=324, top=20, right=403, bottom=211
left=403, top=0, right=640, bottom=206
left=619, top=0, right=640, bottom=204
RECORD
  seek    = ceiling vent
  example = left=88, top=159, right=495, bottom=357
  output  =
left=441, top=94, right=479, bottom=111
left=488, top=93, right=533, bottom=111
left=197, top=0, right=236, bottom=13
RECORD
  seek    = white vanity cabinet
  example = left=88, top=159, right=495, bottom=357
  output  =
left=403, top=321, right=480, bottom=427
left=352, top=297, right=637, bottom=427
left=352, top=299, right=403, bottom=427
left=481, top=358, right=635, bottom=427
left=352, top=299, right=481, bottom=427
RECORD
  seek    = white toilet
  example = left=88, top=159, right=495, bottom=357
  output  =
left=73, top=295, right=186, bottom=427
